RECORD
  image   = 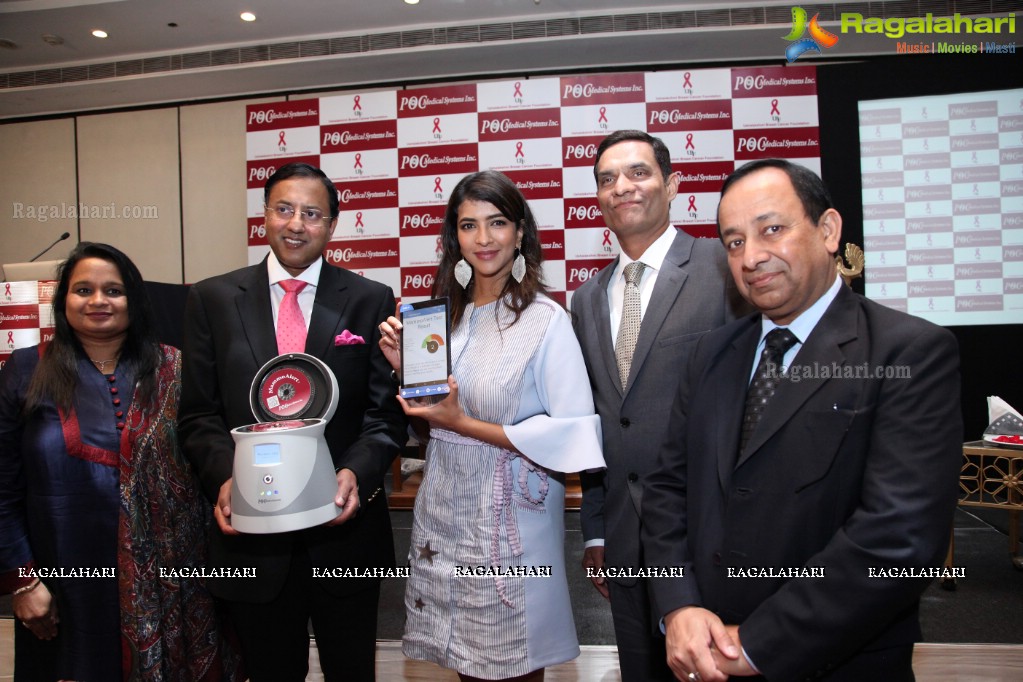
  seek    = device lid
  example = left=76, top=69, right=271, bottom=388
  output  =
left=249, top=353, right=339, bottom=424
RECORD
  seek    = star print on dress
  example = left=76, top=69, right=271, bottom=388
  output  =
left=414, top=597, right=425, bottom=610
left=418, top=540, right=440, bottom=564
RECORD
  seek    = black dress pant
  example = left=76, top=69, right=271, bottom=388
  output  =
left=607, top=578, right=674, bottom=682
left=226, top=541, right=381, bottom=682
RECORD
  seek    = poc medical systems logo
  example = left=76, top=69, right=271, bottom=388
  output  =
left=783, top=7, right=839, bottom=62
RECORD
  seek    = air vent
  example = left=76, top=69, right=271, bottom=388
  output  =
left=695, top=9, right=732, bottom=28
left=660, top=11, right=698, bottom=30
left=480, top=23, right=513, bottom=42
left=0, top=3, right=1007, bottom=90
left=512, top=20, right=547, bottom=39
left=298, top=39, right=330, bottom=57
left=269, top=42, right=302, bottom=61
left=579, top=16, right=614, bottom=34
left=368, top=32, right=401, bottom=51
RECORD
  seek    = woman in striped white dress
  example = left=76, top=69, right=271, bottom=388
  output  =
left=379, top=170, right=605, bottom=681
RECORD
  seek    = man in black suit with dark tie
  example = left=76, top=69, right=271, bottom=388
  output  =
left=179, top=162, right=405, bottom=681
left=642, top=159, right=962, bottom=681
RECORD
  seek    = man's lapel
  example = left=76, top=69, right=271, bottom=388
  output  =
left=235, top=261, right=278, bottom=366
left=735, top=285, right=858, bottom=470
left=717, top=318, right=759, bottom=489
left=624, top=230, right=693, bottom=395
left=306, top=262, right=350, bottom=357
left=591, top=258, right=623, bottom=396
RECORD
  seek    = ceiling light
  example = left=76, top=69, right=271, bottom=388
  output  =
left=41, top=34, right=64, bottom=46
left=91, top=29, right=108, bottom=38
left=240, top=12, right=256, bottom=22
left=404, top=0, right=419, bottom=5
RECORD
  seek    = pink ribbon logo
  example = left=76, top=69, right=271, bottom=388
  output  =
left=515, top=142, right=524, bottom=158
left=685, top=134, right=695, bottom=150
left=434, top=177, right=443, bottom=193
left=598, top=107, right=608, bottom=123
left=6, top=332, right=13, bottom=345
left=602, top=229, right=612, bottom=246
left=278, top=131, right=286, bottom=145
left=683, top=72, right=693, bottom=88
left=353, top=153, right=363, bottom=169
left=353, top=95, right=362, bottom=111
left=688, top=195, right=697, bottom=212
left=770, top=99, right=780, bottom=116
left=513, top=81, right=523, bottom=98
left=4, top=283, right=10, bottom=297
left=354, top=212, right=364, bottom=228
left=433, top=118, right=441, bottom=134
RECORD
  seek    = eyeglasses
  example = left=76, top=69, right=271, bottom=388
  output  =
left=265, top=204, right=333, bottom=226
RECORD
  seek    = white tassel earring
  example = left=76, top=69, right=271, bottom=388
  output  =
left=512, top=247, right=526, bottom=283
left=454, top=258, right=473, bottom=289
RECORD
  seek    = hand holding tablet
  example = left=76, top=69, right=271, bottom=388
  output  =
left=397, top=298, right=452, bottom=400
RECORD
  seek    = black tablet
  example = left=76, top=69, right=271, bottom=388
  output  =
left=399, top=297, right=452, bottom=400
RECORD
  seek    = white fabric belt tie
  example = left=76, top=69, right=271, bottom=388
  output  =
left=431, top=428, right=549, bottom=608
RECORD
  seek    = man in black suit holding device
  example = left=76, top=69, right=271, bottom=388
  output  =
left=179, top=162, right=405, bottom=681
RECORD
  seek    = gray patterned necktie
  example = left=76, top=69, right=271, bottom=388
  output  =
left=739, top=327, right=799, bottom=455
left=615, top=261, right=646, bottom=389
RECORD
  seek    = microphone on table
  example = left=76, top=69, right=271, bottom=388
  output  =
left=29, top=231, right=71, bottom=262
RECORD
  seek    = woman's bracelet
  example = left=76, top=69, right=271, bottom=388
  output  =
left=12, top=578, right=40, bottom=597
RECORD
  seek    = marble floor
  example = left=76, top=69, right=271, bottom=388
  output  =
left=2, top=620, right=1022, bottom=681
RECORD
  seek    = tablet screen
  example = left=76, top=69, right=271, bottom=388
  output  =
left=399, top=298, right=451, bottom=399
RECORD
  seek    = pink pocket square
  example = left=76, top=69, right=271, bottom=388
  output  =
left=335, top=330, right=365, bottom=346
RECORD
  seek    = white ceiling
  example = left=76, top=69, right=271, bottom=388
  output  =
left=0, top=0, right=751, bottom=69
left=0, top=1, right=992, bottom=120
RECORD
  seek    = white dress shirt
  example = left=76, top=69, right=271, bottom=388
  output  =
left=607, top=225, right=677, bottom=348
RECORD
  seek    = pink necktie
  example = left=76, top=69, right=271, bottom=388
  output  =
left=277, top=279, right=308, bottom=354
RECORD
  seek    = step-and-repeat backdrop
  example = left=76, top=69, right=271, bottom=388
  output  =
left=1, top=281, right=55, bottom=367
left=245, top=65, right=821, bottom=305
left=2, top=64, right=820, bottom=367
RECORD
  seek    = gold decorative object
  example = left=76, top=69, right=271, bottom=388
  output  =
left=836, top=243, right=864, bottom=285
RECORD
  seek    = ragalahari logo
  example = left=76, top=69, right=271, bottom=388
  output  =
left=783, top=7, right=839, bottom=62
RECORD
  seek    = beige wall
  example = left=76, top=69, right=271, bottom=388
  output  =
left=180, top=97, right=282, bottom=283
left=0, top=96, right=282, bottom=285
left=0, top=119, right=78, bottom=269
left=77, top=109, right=183, bottom=283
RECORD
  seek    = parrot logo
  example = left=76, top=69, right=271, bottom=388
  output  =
left=783, top=7, right=839, bottom=62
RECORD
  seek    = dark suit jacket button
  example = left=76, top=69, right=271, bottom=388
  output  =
left=627, top=472, right=638, bottom=482
left=713, top=551, right=721, bottom=566
left=620, top=417, right=630, bottom=427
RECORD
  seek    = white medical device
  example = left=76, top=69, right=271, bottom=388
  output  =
left=229, top=353, right=340, bottom=533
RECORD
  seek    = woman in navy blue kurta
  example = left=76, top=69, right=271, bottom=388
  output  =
left=0, top=242, right=241, bottom=681
left=0, top=349, right=131, bottom=678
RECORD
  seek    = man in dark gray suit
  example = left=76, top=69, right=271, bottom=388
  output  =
left=571, top=130, right=746, bottom=680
